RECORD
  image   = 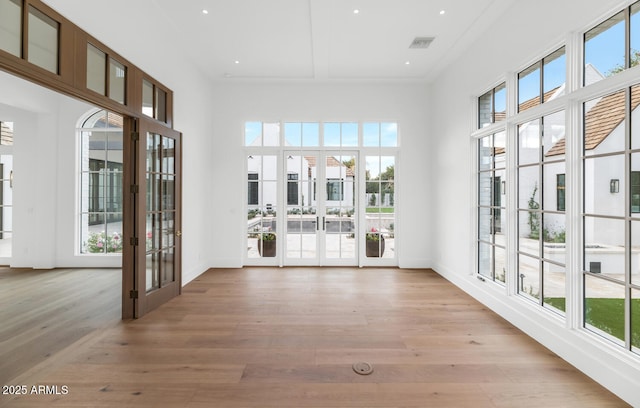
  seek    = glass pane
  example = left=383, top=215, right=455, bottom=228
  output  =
left=478, top=135, right=492, bottom=171
left=584, top=155, right=625, bottom=216
left=518, top=165, right=540, bottom=211
left=342, top=123, right=358, bottom=146
left=302, top=122, right=319, bottom=147
left=162, top=137, right=175, bottom=174
left=0, top=0, right=21, bottom=57
left=478, top=172, right=492, bottom=207
left=86, top=44, right=106, bottom=95
left=104, top=219, right=123, bottom=253
left=584, top=275, right=625, bottom=345
left=633, top=288, right=640, bottom=354
left=630, top=220, right=640, bottom=285
left=543, top=111, right=565, bottom=159
left=284, top=122, right=301, bottom=146
left=262, top=155, right=277, bottom=181
left=155, top=88, right=167, bottom=123
left=0, top=121, right=13, bottom=146
left=478, top=90, right=493, bottom=128
left=494, top=83, right=506, bottom=122
left=146, top=253, right=160, bottom=292
left=585, top=11, right=625, bottom=85
left=632, top=85, right=640, bottom=150
left=543, top=263, right=565, bottom=314
left=82, top=213, right=105, bottom=253
left=263, top=122, right=279, bottom=147
left=478, top=241, right=492, bottom=278
left=632, top=3, right=640, bottom=69
left=495, top=246, right=506, bottom=283
left=543, top=213, right=566, bottom=263
left=543, top=47, right=566, bottom=102
left=28, top=7, right=58, bottom=74
left=543, top=162, right=566, bottom=211
left=146, top=133, right=161, bottom=173
left=162, top=175, right=175, bottom=211
left=324, top=122, right=340, bottom=146
left=518, top=63, right=541, bottom=112
left=478, top=206, right=492, bottom=243
left=584, top=90, right=626, bottom=156
left=162, top=247, right=175, bottom=284
left=142, top=79, right=153, bottom=117
left=519, top=119, right=541, bottom=165
left=519, top=253, right=540, bottom=301
left=584, top=216, right=625, bottom=282
left=381, top=123, right=398, bottom=147
left=493, top=131, right=506, bottom=170
left=109, top=58, right=126, bottom=104
left=245, top=122, right=261, bottom=146
left=632, top=154, right=640, bottom=214
left=106, top=132, right=123, bottom=166
left=363, top=122, right=379, bottom=146
left=519, top=210, right=540, bottom=258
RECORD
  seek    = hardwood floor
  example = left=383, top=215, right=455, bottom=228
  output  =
left=0, top=267, right=630, bottom=407
left=0, top=267, right=121, bottom=386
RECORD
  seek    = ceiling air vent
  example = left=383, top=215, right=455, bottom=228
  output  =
left=409, top=37, right=435, bottom=49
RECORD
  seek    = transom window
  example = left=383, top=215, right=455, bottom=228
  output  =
left=245, top=122, right=398, bottom=147
left=478, top=83, right=506, bottom=128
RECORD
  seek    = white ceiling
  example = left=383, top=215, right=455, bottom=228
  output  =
left=43, top=0, right=515, bottom=83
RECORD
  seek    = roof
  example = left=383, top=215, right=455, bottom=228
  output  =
left=305, top=156, right=355, bottom=177
left=0, top=122, right=13, bottom=146
left=546, top=86, right=640, bottom=157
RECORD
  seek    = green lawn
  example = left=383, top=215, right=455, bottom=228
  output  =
left=365, top=208, right=395, bottom=213
left=545, top=297, right=640, bottom=347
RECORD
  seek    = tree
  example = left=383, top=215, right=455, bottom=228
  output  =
left=606, top=49, right=640, bottom=76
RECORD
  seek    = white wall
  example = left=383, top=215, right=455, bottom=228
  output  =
left=429, top=0, right=639, bottom=406
left=209, top=81, right=430, bottom=268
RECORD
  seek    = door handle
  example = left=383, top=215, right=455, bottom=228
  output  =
left=176, top=230, right=182, bottom=237
left=316, top=216, right=319, bottom=231
left=322, top=216, right=326, bottom=231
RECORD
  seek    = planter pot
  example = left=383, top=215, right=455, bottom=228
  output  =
left=366, top=236, right=385, bottom=257
left=258, top=239, right=276, bottom=257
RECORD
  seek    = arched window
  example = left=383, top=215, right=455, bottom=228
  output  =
left=78, top=109, right=123, bottom=254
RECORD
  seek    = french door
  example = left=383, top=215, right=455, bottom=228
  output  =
left=284, top=151, right=357, bottom=265
left=130, top=118, right=182, bottom=318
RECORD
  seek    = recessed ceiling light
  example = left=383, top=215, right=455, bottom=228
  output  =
left=234, top=60, right=240, bottom=64
left=439, top=10, right=445, bottom=15
left=202, top=9, right=209, bottom=14
left=405, top=61, right=411, bottom=65
left=353, top=9, right=360, bottom=14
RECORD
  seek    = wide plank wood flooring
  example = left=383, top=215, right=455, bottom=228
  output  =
left=0, top=267, right=630, bottom=407
left=0, top=267, right=121, bottom=386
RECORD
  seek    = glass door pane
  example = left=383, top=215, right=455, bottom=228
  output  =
left=365, top=155, right=395, bottom=259
left=324, top=153, right=356, bottom=261
left=285, top=154, right=317, bottom=260
left=135, top=118, right=181, bottom=318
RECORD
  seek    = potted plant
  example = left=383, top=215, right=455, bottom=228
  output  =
left=365, top=227, right=385, bottom=257
left=258, top=230, right=276, bottom=257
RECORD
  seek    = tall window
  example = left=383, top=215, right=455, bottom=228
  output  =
left=517, top=111, right=566, bottom=313
left=583, top=85, right=640, bottom=352
left=478, top=131, right=506, bottom=283
left=79, top=110, right=124, bottom=254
